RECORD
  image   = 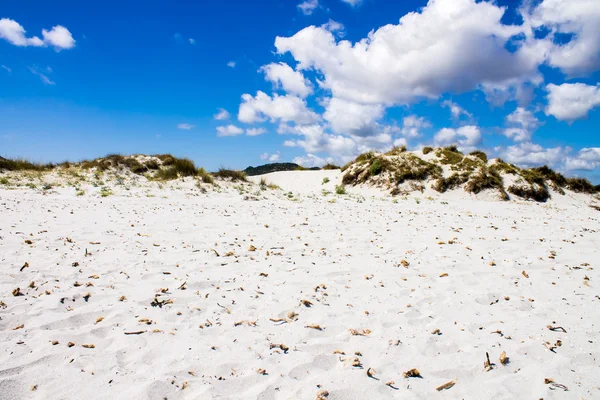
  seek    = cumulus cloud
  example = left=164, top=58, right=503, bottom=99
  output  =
left=177, top=123, right=195, bottom=130
left=293, top=153, right=335, bottom=168
left=322, top=97, right=384, bottom=136
left=297, top=0, right=319, bottom=15
left=214, top=108, right=230, bottom=120
left=434, top=125, right=482, bottom=152
left=400, top=115, right=431, bottom=139
left=341, top=0, right=362, bottom=7
left=227, top=61, right=236, bottom=68
left=238, top=91, right=319, bottom=125
left=42, top=25, right=76, bottom=49
left=526, top=0, right=600, bottom=76
left=503, top=107, right=540, bottom=142
left=260, top=152, right=281, bottom=162
left=321, top=19, right=345, bottom=37
left=0, top=19, right=75, bottom=49
left=545, top=83, right=600, bottom=121
left=216, top=124, right=244, bottom=137
left=246, top=127, right=266, bottom=136
left=499, top=142, right=569, bottom=167
left=564, top=147, right=600, bottom=171
left=275, top=0, right=544, bottom=107
left=260, top=62, right=313, bottom=98
left=442, top=100, right=472, bottom=120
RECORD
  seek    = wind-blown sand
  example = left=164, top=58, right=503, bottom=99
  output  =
left=1, top=171, right=599, bottom=399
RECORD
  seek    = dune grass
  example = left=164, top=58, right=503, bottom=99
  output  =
left=213, top=168, right=248, bottom=182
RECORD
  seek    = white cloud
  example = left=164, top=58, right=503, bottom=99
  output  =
left=526, top=0, right=600, bottom=76
left=323, top=97, right=384, bottom=136
left=260, top=152, right=281, bottom=162
left=214, top=108, right=230, bottom=120
left=321, top=19, right=345, bottom=37
left=216, top=124, right=244, bottom=137
left=341, top=0, right=362, bottom=7
left=28, top=67, right=55, bottom=85
left=246, top=127, right=266, bottom=136
left=42, top=25, right=76, bottom=50
left=0, top=19, right=75, bottom=50
left=500, top=142, right=569, bottom=167
left=227, top=61, right=236, bottom=68
left=260, top=62, right=313, bottom=98
left=275, top=0, right=542, bottom=108
left=434, top=125, right=482, bottom=152
left=293, top=154, right=334, bottom=168
left=400, top=115, right=431, bottom=138
left=297, top=0, right=319, bottom=15
left=1, top=65, right=10, bottom=73
left=545, top=83, right=600, bottom=121
left=442, top=100, right=472, bottom=119
left=503, top=107, right=540, bottom=142
left=189, top=38, right=196, bottom=45
left=0, top=18, right=44, bottom=47
left=564, top=147, right=600, bottom=171
left=177, top=123, right=195, bottom=130
left=238, top=91, right=319, bottom=125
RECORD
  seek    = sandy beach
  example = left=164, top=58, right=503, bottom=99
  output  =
left=1, top=169, right=599, bottom=399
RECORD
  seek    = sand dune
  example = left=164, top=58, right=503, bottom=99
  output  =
left=1, top=171, right=599, bottom=399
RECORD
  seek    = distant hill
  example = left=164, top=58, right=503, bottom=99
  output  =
left=244, top=163, right=319, bottom=176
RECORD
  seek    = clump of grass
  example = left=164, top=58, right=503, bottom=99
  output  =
left=213, top=168, right=247, bottom=182
left=0, top=157, right=54, bottom=172
left=489, top=159, right=519, bottom=175
left=154, top=167, right=179, bottom=180
left=508, top=184, right=550, bottom=202
left=465, top=168, right=508, bottom=200
left=385, top=146, right=407, bottom=156
left=322, top=164, right=340, bottom=170
left=433, top=173, right=470, bottom=193
left=469, top=150, right=488, bottom=163
left=393, top=155, right=442, bottom=184
left=100, top=187, right=113, bottom=197
left=369, top=158, right=385, bottom=176
left=566, top=177, right=596, bottom=193
left=197, top=167, right=213, bottom=184
left=144, top=160, right=160, bottom=170
left=335, top=185, right=346, bottom=195
left=155, top=154, right=175, bottom=166
left=436, top=147, right=464, bottom=165
left=171, top=158, right=198, bottom=177
left=322, top=177, right=330, bottom=184
left=0, top=177, right=9, bottom=185
left=422, top=146, right=434, bottom=155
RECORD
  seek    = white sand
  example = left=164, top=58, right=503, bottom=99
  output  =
left=1, top=172, right=599, bottom=399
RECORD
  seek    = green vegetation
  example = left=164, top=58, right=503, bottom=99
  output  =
left=385, top=145, right=407, bottom=156
left=469, top=150, right=488, bottom=163
left=213, top=168, right=248, bottom=182
left=100, top=187, right=113, bottom=197
left=335, top=185, right=346, bottom=195
left=322, top=177, right=330, bottom=185
left=322, top=163, right=340, bottom=170
left=422, top=146, right=434, bottom=155
left=433, top=173, right=470, bottom=193
left=436, top=146, right=464, bottom=165
left=0, top=177, right=9, bottom=185
left=507, top=184, right=550, bottom=202
left=0, top=157, right=54, bottom=172
left=465, top=168, right=508, bottom=200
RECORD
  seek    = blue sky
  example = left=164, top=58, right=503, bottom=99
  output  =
left=1, top=0, right=599, bottom=181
